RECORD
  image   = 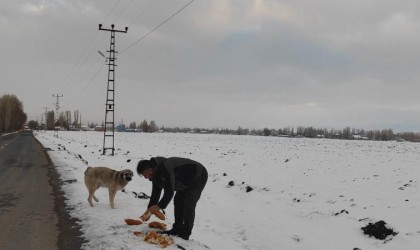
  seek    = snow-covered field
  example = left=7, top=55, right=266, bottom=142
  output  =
left=34, top=131, right=420, bottom=250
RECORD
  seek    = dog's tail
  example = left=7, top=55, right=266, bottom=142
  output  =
left=84, top=166, right=92, bottom=176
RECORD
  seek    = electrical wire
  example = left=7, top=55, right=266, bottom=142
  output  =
left=112, top=0, right=135, bottom=25
left=119, top=0, right=194, bottom=55
left=102, top=0, right=123, bottom=24
left=56, top=30, right=99, bottom=94
left=60, top=32, right=107, bottom=96
left=56, top=0, right=194, bottom=114
left=128, top=0, right=158, bottom=27
left=61, top=61, right=107, bottom=109
left=56, top=0, right=122, bottom=95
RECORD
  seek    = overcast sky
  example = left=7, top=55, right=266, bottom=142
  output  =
left=2, top=0, right=420, bottom=131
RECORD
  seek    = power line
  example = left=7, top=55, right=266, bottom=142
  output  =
left=102, top=0, right=123, bottom=24
left=56, top=30, right=100, bottom=94
left=112, top=0, right=135, bottom=24
left=61, top=61, right=107, bottom=109
left=119, top=0, right=194, bottom=55
left=56, top=0, right=123, bottom=95
left=128, top=0, right=158, bottom=27
left=60, top=38, right=107, bottom=96
left=56, top=0, right=194, bottom=116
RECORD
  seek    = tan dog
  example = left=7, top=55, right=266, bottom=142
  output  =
left=84, top=166, right=133, bottom=209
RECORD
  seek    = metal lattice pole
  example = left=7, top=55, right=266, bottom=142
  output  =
left=52, top=94, right=63, bottom=138
left=99, top=24, right=128, bottom=156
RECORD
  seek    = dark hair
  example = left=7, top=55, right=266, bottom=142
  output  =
left=137, top=160, right=151, bottom=175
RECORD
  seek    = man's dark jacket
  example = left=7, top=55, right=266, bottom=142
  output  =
left=148, top=157, right=205, bottom=209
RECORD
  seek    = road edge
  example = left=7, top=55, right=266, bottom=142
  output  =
left=34, top=136, right=86, bottom=249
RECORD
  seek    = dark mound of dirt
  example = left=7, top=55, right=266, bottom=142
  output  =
left=245, top=186, right=253, bottom=192
left=361, top=220, right=398, bottom=240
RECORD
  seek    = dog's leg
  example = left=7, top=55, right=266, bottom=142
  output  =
left=109, top=188, right=117, bottom=209
left=88, top=185, right=101, bottom=207
left=87, top=190, right=95, bottom=207
left=85, top=178, right=95, bottom=207
left=92, top=183, right=100, bottom=203
left=87, top=183, right=101, bottom=207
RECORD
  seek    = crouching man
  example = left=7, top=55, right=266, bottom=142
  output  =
left=137, top=157, right=208, bottom=240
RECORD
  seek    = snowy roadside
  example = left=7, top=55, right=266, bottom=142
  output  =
left=35, top=130, right=420, bottom=250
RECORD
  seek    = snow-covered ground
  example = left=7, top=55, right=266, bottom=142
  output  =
left=34, top=131, right=420, bottom=250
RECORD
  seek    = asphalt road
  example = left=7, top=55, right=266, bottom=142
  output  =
left=0, top=131, right=84, bottom=250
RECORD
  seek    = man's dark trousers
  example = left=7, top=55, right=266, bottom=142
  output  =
left=173, top=167, right=208, bottom=237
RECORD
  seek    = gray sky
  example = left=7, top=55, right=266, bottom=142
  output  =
left=2, top=0, right=420, bottom=131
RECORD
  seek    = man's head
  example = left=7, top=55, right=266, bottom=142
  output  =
left=137, top=160, right=154, bottom=180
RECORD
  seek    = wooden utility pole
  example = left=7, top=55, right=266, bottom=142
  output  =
left=99, top=24, right=128, bottom=156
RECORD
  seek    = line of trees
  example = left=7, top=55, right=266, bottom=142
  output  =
left=29, top=112, right=420, bottom=142
left=4, top=95, right=417, bottom=143
left=150, top=125, right=420, bottom=142
left=0, top=94, right=27, bottom=134
left=25, top=109, right=82, bottom=131
left=271, top=126, right=396, bottom=141
left=38, top=109, right=81, bottom=130
left=128, top=120, right=158, bottom=132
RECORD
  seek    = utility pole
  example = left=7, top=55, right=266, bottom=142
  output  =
left=52, top=94, right=63, bottom=124
left=52, top=94, right=63, bottom=137
left=99, top=24, right=128, bottom=156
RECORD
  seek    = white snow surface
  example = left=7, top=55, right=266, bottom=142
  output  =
left=34, top=131, right=420, bottom=250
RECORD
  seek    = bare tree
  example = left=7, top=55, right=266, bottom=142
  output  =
left=139, top=120, right=148, bottom=132
left=65, top=110, right=71, bottom=130
left=149, top=120, right=158, bottom=132
left=129, top=121, right=137, bottom=129
left=0, top=94, right=27, bottom=133
left=342, top=127, right=351, bottom=139
left=380, top=129, right=393, bottom=141
left=47, top=111, right=55, bottom=130
left=58, top=112, right=66, bottom=128
left=73, top=110, right=79, bottom=127
left=28, top=120, right=38, bottom=129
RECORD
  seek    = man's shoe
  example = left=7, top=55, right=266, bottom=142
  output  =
left=178, top=234, right=190, bottom=240
left=161, top=228, right=180, bottom=236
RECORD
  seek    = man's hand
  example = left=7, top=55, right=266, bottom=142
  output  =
left=140, top=205, right=165, bottom=221
left=140, top=210, right=151, bottom=221
left=148, top=205, right=161, bottom=214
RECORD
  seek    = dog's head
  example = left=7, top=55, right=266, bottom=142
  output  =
left=121, top=169, right=134, bottom=182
